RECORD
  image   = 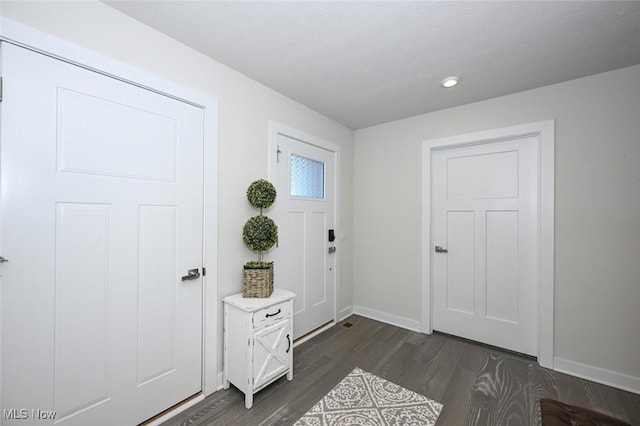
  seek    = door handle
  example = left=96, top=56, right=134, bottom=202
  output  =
left=181, top=268, right=200, bottom=281
left=435, top=246, right=448, bottom=253
left=286, top=334, right=291, bottom=353
left=0, top=256, right=8, bottom=263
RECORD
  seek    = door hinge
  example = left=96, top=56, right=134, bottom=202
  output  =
left=276, top=145, right=282, bottom=163
left=0, top=77, right=3, bottom=102
left=202, top=267, right=206, bottom=276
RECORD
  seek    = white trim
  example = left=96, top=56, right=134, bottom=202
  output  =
left=202, top=105, right=219, bottom=395
left=215, top=372, right=225, bottom=391
left=0, top=16, right=220, bottom=398
left=0, top=19, right=208, bottom=109
left=554, top=358, right=640, bottom=395
left=268, top=121, right=341, bottom=329
left=421, top=120, right=555, bottom=369
left=537, top=121, right=555, bottom=368
left=338, top=305, right=355, bottom=321
left=353, top=305, right=422, bottom=333
left=293, top=321, right=336, bottom=348
left=143, top=394, right=205, bottom=426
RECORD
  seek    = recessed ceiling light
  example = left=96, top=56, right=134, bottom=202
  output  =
left=441, top=76, right=460, bottom=88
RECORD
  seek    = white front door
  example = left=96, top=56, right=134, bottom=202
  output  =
left=272, top=131, right=336, bottom=340
left=432, top=136, right=538, bottom=355
left=1, top=44, right=203, bottom=425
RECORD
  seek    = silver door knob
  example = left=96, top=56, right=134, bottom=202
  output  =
left=435, top=246, right=448, bottom=253
left=181, top=268, right=200, bottom=281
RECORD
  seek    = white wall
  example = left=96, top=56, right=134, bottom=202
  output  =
left=354, top=64, right=640, bottom=387
left=1, top=1, right=354, bottom=375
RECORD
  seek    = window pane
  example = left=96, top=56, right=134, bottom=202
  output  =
left=290, top=154, right=324, bottom=199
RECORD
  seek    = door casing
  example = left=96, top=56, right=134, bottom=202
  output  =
left=421, top=121, right=555, bottom=368
left=268, top=121, right=341, bottom=335
left=0, top=17, right=220, bottom=400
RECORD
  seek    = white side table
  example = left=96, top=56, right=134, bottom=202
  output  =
left=223, top=289, right=295, bottom=409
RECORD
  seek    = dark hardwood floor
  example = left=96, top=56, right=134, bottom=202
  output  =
left=161, top=315, right=640, bottom=425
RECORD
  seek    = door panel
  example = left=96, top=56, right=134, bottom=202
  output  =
left=433, top=137, right=538, bottom=356
left=446, top=211, right=475, bottom=314
left=485, top=210, right=519, bottom=322
left=54, top=203, right=111, bottom=419
left=307, top=212, right=328, bottom=307
left=1, top=44, right=203, bottom=425
left=273, top=133, right=336, bottom=340
left=57, top=88, right=178, bottom=182
left=254, top=320, right=291, bottom=389
left=447, top=150, right=519, bottom=199
left=137, top=205, right=178, bottom=385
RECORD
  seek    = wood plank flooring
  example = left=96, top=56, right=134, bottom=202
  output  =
left=161, top=315, right=640, bottom=425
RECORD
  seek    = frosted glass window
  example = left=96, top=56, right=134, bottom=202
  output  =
left=290, top=154, right=324, bottom=199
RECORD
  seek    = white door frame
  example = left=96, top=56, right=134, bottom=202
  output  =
left=0, top=18, right=219, bottom=396
left=268, top=121, right=341, bottom=329
left=421, top=121, right=555, bottom=368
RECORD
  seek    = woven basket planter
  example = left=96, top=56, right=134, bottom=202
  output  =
left=242, top=267, right=274, bottom=298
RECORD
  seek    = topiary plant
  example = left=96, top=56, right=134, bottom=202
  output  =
left=246, top=179, right=276, bottom=212
left=243, top=179, right=278, bottom=266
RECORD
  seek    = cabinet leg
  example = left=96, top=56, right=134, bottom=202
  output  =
left=245, top=393, right=253, bottom=409
left=287, top=370, right=293, bottom=381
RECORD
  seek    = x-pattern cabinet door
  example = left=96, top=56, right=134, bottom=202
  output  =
left=253, top=320, right=291, bottom=389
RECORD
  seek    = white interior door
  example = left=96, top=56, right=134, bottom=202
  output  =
left=0, top=43, right=204, bottom=425
left=432, top=136, right=538, bottom=356
left=272, top=133, right=336, bottom=340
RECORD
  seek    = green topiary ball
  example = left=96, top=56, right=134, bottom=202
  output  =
left=243, top=215, right=278, bottom=252
left=247, top=179, right=277, bottom=209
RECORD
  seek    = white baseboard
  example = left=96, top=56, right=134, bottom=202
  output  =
left=215, top=372, right=225, bottom=392
left=293, top=321, right=336, bottom=347
left=144, top=394, right=204, bottom=426
left=338, top=305, right=354, bottom=321
left=353, top=305, right=421, bottom=332
left=554, top=357, right=640, bottom=395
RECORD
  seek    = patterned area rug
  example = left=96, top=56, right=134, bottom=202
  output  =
left=294, top=367, right=443, bottom=426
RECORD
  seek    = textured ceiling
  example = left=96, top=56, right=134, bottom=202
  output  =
left=104, top=1, right=640, bottom=129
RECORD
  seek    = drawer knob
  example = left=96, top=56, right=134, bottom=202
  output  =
left=265, top=308, right=281, bottom=318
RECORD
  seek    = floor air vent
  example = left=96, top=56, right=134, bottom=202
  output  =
left=341, top=319, right=359, bottom=328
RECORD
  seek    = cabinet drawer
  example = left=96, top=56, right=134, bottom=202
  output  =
left=254, top=301, right=290, bottom=329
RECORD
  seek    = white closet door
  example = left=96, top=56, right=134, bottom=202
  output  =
left=432, top=136, right=539, bottom=356
left=1, top=43, right=204, bottom=425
